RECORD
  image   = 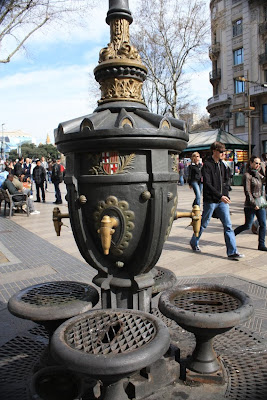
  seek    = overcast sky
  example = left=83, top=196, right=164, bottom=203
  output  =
left=0, top=1, right=212, bottom=145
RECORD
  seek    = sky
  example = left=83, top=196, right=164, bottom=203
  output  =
left=0, top=0, right=212, bottom=145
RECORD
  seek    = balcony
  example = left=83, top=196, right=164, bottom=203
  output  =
left=259, top=53, right=267, bottom=65
left=209, top=42, right=220, bottom=60
left=259, top=21, right=267, bottom=35
left=249, top=85, right=267, bottom=96
left=206, top=93, right=232, bottom=112
left=209, top=68, right=221, bottom=82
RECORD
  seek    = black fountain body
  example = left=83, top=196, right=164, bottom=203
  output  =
left=159, top=284, right=254, bottom=383
left=53, top=0, right=189, bottom=312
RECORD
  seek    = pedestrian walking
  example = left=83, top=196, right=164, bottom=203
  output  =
left=33, top=159, right=46, bottom=203
left=41, top=156, right=48, bottom=191
left=51, top=157, right=63, bottom=204
left=190, top=141, right=244, bottom=260
left=188, top=152, right=202, bottom=206
left=234, top=156, right=267, bottom=251
left=178, top=160, right=185, bottom=186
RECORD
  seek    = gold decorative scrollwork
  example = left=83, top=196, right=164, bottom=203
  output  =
left=100, top=78, right=143, bottom=102
left=99, top=19, right=141, bottom=63
left=171, top=154, right=179, bottom=172
left=165, top=196, right=178, bottom=241
left=93, top=196, right=135, bottom=257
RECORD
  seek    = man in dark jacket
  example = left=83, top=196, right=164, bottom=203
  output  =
left=14, top=157, right=24, bottom=177
left=33, top=159, right=46, bottom=202
left=51, top=157, right=63, bottom=204
left=190, top=141, right=244, bottom=260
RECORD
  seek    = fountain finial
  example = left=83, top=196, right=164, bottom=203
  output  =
left=106, top=0, right=133, bottom=24
left=94, top=0, right=147, bottom=105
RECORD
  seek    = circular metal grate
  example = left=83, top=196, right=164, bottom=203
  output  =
left=66, top=311, right=156, bottom=356
left=172, top=290, right=241, bottom=313
left=20, top=281, right=95, bottom=307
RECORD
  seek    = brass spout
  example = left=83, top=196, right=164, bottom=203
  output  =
left=98, top=215, right=119, bottom=255
left=175, top=205, right=201, bottom=238
left=52, top=207, right=69, bottom=236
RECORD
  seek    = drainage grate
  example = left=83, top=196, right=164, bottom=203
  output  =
left=223, top=353, right=267, bottom=399
left=0, top=335, right=47, bottom=400
left=1, top=315, right=267, bottom=399
left=172, top=290, right=241, bottom=313
left=66, top=311, right=156, bottom=355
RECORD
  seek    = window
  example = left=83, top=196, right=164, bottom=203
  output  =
left=264, top=6, right=267, bottom=21
left=233, top=48, right=243, bottom=65
left=234, top=79, right=244, bottom=94
left=263, top=104, right=267, bottom=124
left=264, top=70, right=267, bottom=83
left=235, top=112, right=245, bottom=127
left=233, top=19, right=242, bottom=37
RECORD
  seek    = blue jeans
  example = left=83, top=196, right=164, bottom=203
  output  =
left=190, top=201, right=238, bottom=256
left=234, top=207, right=266, bottom=248
left=190, top=181, right=203, bottom=206
left=179, top=174, right=184, bottom=186
left=54, top=182, right=62, bottom=202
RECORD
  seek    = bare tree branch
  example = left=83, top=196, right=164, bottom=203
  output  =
left=0, top=0, right=96, bottom=63
left=132, top=0, right=210, bottom=118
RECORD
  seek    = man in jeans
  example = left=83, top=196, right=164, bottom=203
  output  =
left=190, top=141, right=244, bottom=260
left=51, top=157, right=63, bottom=204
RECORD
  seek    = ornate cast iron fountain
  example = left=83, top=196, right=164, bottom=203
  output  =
left=53, top=0, right=199, bottom=312
left=6, top=2, right=256, bottom=400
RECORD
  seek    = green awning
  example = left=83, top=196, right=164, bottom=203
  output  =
left=182, top=129, right=250, bottom=152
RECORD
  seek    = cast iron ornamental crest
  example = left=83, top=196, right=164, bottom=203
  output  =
left=88, top=152, right=136, bottom=175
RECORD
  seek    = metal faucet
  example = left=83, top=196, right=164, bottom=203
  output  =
left=98, top=215, right=119, bottom=255
left=52, top=207, right=69, bottom=236
left=175, top=205, right=201, bottom=237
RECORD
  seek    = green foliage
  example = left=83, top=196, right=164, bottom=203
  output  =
left=8, top=143, right=59, bottom=161
left=9, top=149, right=19, bottom=160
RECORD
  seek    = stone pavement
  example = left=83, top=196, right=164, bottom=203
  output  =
left=0, top=182, right=267, bottom=399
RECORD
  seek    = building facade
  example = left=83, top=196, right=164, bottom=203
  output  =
left=207, top=0, right=267, bottom=156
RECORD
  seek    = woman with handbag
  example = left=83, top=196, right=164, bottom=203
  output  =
left=188, top=152, right=203, bottom=207
left=234, top=156, right=267, bottom=251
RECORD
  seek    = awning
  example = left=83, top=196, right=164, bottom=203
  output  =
left=182, top=129, right=250, bottom=152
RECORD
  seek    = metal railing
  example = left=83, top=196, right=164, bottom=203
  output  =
left=209, top=69, right=221, bottom=81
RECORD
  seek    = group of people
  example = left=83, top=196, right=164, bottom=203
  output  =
left=188, top=142, right=267, bottom=259
left=0, top=156, right=65, bottom=215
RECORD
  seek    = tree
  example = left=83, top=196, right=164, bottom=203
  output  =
left=190, top=114, right=210, bottom=132
left=0, top=0, right=96, bottom=63
left=8, top=142, right=59, bottom=160
left=132, top=0, right=210, bottom=118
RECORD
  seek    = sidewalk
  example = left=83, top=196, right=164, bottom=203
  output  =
left=4, top=182, right=266, bottom=284
left=0, top=182, right=266, bottom=399
left=0, top=182, right=266, bottom=338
